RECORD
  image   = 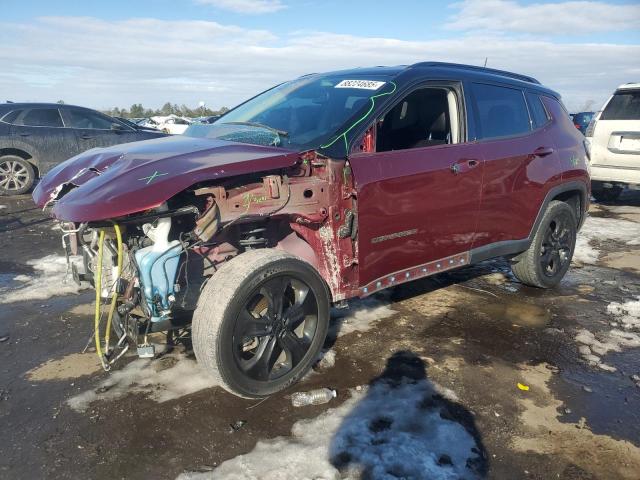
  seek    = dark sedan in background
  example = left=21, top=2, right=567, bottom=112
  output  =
left=0, top=103, right=167, bottom=195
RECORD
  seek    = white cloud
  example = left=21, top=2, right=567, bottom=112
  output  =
left=0, top=16, right=638, bottom=112
left=195, top=0, right=286, bottom=14
left=446, top=0, right=640, bottom=34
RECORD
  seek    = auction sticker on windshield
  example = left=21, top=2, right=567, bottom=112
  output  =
left=335, top=80, right=386, bottom=90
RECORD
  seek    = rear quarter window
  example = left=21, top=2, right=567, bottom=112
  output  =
left=1, top=109, right=23, bottom=124
left=601, top=90, right=640, bottom=120
left=473, top=83, right=531, bottom=139
left=525, top=92, right=550, bottom=129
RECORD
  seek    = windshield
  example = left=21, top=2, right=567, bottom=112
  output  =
left=206, top=74, right=392, bottom=150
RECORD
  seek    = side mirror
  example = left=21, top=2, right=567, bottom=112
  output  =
left=111, top=122, right=125, bottom=131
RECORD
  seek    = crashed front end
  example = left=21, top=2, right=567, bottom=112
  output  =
left=34, top=138, right=358, bottom=370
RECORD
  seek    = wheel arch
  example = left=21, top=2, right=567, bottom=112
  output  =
left=0, top=148, right=40, bottom=178
left=551, top=187, right=586, bottom=229
left=470, top=180, right=589, bottom=263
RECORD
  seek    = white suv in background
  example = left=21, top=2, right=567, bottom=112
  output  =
left=586, top=83, right=640, bottom=201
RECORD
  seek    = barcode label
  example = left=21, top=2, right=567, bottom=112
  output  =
left=335, top=80, right=386, bottom=90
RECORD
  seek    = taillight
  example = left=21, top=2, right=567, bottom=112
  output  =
left=585, top=117, right=596, bottom=137
left=584, top=139, right=591, bottom=161
left=574, top=124, right=581, bottom=129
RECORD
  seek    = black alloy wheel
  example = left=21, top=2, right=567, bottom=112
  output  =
left=539, top=213, right=573, bottom=278
left=192, top=249, right=330, bottom=398
left=233, top=275, right=319, bottom=382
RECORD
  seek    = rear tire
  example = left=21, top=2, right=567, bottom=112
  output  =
left=0, top=155, right=34, bottom=196
left=511, top=200, right=577, bottom=288
left=192, top=249, right=330, bottom=398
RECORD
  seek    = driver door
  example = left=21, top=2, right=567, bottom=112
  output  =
left=349, top=84, right=484, bottom=288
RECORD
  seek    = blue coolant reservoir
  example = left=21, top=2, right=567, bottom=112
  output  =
left=135, top=240, right=181, bottom=317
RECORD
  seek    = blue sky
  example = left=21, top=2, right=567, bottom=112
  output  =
left=2, top=0, right=639, bottom=111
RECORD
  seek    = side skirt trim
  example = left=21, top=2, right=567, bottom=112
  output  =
left=359, top=252, right=470, bottom=297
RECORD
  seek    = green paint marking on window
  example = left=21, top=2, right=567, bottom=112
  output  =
left=321, top=81, right=397, bottom=154
left=138, top=171, right=169, bottom=184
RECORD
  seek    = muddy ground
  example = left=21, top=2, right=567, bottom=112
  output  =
left=1, top=192, right=639, bottom=480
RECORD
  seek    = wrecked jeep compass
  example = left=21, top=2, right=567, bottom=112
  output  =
left=34, top=62, right=590, bottom=398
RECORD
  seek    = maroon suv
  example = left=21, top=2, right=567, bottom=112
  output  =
left=34, top=62, right=589, bottom=398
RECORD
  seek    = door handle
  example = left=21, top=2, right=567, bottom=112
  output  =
left=450, top=159, right=479, bottom=174
left=80, top=135, right=94, bottom=140
left=19, top=133, right=31, bottom=137
left=533, top=146, right=554, bottom=157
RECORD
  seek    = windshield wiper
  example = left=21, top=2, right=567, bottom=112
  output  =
left=222, top=121, right=289, bottom=137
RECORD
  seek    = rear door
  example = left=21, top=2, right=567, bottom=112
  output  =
left=591, top=88, right=640, bottom=169
left=468, top=82, right=562, bottom=248
left=7, top=107, right=79, bottom=174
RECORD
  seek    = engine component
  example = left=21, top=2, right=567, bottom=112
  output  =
left=194, top=202, right=220, bottom=242
left=134, top=216, right=182, bottom=321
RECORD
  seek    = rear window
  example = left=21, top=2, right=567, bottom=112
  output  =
left=473, top=83, right=531, bottom=139
left=526, top=92, right=550, bottom=129
left=21, top=108, right=64, bottom=127
left=601, top=90, right=640, bottom=120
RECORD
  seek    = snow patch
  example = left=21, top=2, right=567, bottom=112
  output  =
left=607, top=296, right=640, bottom=329
left=331, top=296, right=396, bottom=337
left=574, top=216, right=640, bottom=265
left=315, top=349, right=336, bottom=371
left=179, top=380, right=482, bottom=480
left=575, top=328, right=640, bottom=372
left=67, top=353, right=217, bottom=412
left=0, top=255, right=86, bottom=304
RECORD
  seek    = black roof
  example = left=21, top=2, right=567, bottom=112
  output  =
left=303, top=61, right=558, bottom=98
left=0, top=102, right=96, bottom=111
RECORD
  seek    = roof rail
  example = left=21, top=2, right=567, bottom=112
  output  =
left=410, top=61, right=541, bottom=85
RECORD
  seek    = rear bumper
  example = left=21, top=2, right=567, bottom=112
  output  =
left=590, top=164, right=640, bottom=186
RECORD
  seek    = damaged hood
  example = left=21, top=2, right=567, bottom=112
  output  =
left=33, top=135, right=300, bottom=222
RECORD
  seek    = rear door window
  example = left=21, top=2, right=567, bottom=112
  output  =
left=473, top=83, right=531, bottom=139
left=526, top=92, right=550, bottom=129
left=601, top=90, right=640, bottom=120
left=66, top=109, right=114, bottom=130
left=21, top=108, right=64, bottom=127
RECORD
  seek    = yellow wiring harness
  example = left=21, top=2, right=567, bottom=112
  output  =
left=94, top=224, right=123, bottom=371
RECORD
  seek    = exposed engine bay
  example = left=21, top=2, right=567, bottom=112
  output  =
left=54, top=153, right=359, bottom=369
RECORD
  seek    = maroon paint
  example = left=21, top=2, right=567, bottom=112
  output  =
left=349, top=143, right=484, bottom=287
left=471, top=126, right=564, bottom=248
left=544, top=97, right=592, bottom=198
left=32, top=136, right=300, bottom=222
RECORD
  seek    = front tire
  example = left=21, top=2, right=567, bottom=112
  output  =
left=192, top=249, right=330, bottom=398
left=0, top=155, right=34, bottom=196
left=511, top=200, right=577, bottom=288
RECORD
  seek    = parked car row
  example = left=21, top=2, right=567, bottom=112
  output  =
left=0, top=105, right=223, bottom=195
left=0, top=103, right=167, bottom=195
